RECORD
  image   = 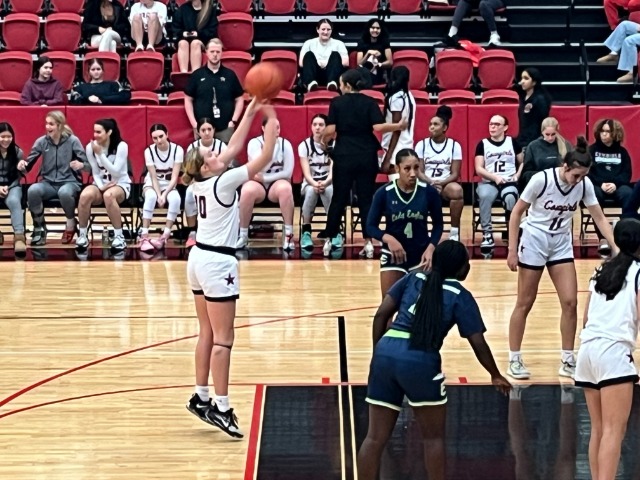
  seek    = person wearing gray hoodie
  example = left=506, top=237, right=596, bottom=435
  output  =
left=17, top=111, right=87, bottom=246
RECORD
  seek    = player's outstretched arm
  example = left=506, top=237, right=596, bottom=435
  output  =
left=467, top=333, right=511, bottom=395
left=245, top=107, right=278, bottom=179
left=218, top=97, right=264, bottom=166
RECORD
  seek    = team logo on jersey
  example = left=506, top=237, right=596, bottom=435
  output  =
left=392, top=210, right=424, bottom=222
left=544, top=200, right=577, bottom=213
left=381, top=254, right=389, bottom=266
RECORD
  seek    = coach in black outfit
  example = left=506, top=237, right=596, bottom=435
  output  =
left=321, top=69, right=406, bottom=252
left=184, top=38, right=244, bottom=144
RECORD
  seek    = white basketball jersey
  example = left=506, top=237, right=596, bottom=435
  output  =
left=415, top=137, right=462, bottom=179
left=482, top=136, right=517, bottom=180
left=248, top=136, right=288, bottom=175
left=298, top=137, right=330, bottom=187
left=144, top=141, right=184, bottom=187
left=521, top=168, right=598, bottom=235
left=187, top=138, right=227, bottom=155
left=581, top=262, right=640, bottom=347
left=191, top=166, right=249, bottom=248
left=381, top=91, right=416, bottom=162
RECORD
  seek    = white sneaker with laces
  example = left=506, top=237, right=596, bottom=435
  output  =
left=76, top=232, right=89, bottom=249
left=236, top=234, right=248, bottom=249
left=559, top=357, right=576, bottom=379
left=489, top=33, right=501, bottom=45
left=359, top=240, right=374, bottom=259
left=111, top=234, right=126, bottom=251
left=283, top=233, right=295, bottom=251
left=507, top=357, right=531, bottom=380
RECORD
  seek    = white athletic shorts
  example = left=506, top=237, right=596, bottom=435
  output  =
left=575, top=337, right=639, bottom=389
left=517, top=225, right=573, bottom=270
left=187, top=245, right=239, bottom=301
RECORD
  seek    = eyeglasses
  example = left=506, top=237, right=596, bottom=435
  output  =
left=489, top=122, right=504, bottom=127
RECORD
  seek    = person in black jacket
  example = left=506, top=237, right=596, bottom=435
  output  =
left=82, top=0, right=130, bottom=52
left=516, top=68, right=552, bottom=150
left=71, top=59, right=131, bottom=105
left=173, top=0, right=218, bottom=73
left=520, top=117, right=572, bottom=189
left=588, top=118, right=633, bottom=252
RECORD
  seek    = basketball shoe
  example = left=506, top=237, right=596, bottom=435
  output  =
left=359, top=240, right=374, bottom=259
left=205, top=404, right=244, bottom=438
left=186, top=394, right=214, bottom=426
left=300, top=231, right=314, bottom=250
left=558, top=355, right=576, bottom=379
left=507, top=356, right=531, bottom=380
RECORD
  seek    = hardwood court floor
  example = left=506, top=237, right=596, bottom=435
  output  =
left=0, top=258, right=602, bottom=479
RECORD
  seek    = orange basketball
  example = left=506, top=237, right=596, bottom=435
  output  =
left=244, top=62, right=284, bottom=101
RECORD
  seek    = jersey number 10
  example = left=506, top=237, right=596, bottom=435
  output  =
left=195, top=195, right=207, bottom=219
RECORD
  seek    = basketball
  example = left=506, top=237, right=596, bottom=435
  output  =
left=244, top=62, right=284, bottom=101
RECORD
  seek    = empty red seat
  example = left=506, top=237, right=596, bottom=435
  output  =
left=0, top=92, right=22, bottom=106
left=303, top=90, right=339, bottom=105
left=49, top=0, right=84, bottom=13
left=218, top=13, right=254, bottom=51
left=3, top=13, right=40, bottom=52
left=348, top=0, right=379, bottom=14
left=45, top=13, right=82, bottom=51
left=0, top=52, right=33, bottom=92
left=131, top=91, right=160, bottom=105
left=392, top=51, right=429, bottom=90
left=167, top=91, right=186, bottom=106
left=388, top=0, right=424, bottom=14
left=361, top=89, right=385, bottom=107
left=221, top=51, right=252, bottom=87
left=477, top=50, right=515, bottom=89
left=270, top=91, right=296, bottom=105
left=481, top=89, right=519, bottom=104
left=435, top=50, right=474, bottom=90
left=263, top=0, right=297, bottom=14
left=46, top=51, right=76, bottom=91
left=7, top=0, right=43, bottom=13
left=437, top=90, right=476, bottom=105
left=411, top=89, right=431, bottom=105
left=304, top=0, right=338, bottom=14
left=127, top=51, right=165, bottom=91
left=220, top=0, right=252, bottom=12
left=83, top=52, right=121, bottom=82
left=260, top=50, right=298, bottom=91
left=169, top=53, right=206, bottom=91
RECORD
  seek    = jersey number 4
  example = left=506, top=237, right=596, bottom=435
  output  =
left=195, top=195, right=207, bottom=219
left=404, top=223, right=413, bottom=239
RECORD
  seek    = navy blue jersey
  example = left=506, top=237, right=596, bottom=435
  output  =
left=387, top=271, right=486, bottom=342
left=367, top=180, right=444, bottom=256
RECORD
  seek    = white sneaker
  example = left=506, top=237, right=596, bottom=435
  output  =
left=307, top=80, right=318, bottom=92
left=111, top=234, right=126, bottom=251
left=322, top=238, right=331, bottom=257
left=507, top=357, right=531, bottom=380
left=480, top=232, right=495, bottom=249
left=598, top=238, right=611, bottom=257
left=283, top=233, right=295, bottom=251
left=559, top=357, right=576, bottom=379
left=76, top=232, right=89, bottom=249
left=236, top=234, right=248, bottom=249
left=489, top=33, right=501, bottom=45
left=359, top=240, right=374, bottom=259
left=449, top=228, right=460, bottom=242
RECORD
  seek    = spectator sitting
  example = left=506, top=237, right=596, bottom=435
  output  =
left=604, top=0, right=640, bottom=30
left=20, top=56, right=65, bottom=107
left=520, top=117, right=572, bottom=189
left=71, top=59, right=131, bottom=105
left=597, top=20, right=640, bottom=82
left=356, top=18, right=392, bottom=87
left=443, top=0, right=506, bottom=47
left=129, top=0, right=167, bottom=51
left=588, top=119, right=632, bottom=253
left=82, top=0, right=130, bottom=52
left=299, top=18, right=349, bottom=92
left=0, top=122, right=26, bottom=255
left=173, top=0, right=218, bottom=73
left=517, top=68, right=552, bottom=150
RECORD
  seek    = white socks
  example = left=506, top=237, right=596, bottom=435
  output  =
left=215, top=395, right=230, bottom=413
left=195, top=385, right=209, bottom=402
left=509, top=350, right=522, bottom=362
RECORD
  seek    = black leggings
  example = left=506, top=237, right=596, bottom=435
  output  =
left=325, top=153, right=379, bottom=239
left=452, top=0, right=505, bottom=32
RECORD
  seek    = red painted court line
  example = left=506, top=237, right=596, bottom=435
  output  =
left=458, top=377, right=468, bottom=384
left=244, top=385, right=265, bottom=480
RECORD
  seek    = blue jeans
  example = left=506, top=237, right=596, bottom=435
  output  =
left=604, top=20, right=640, bottom=72
left=0, top=185, right=25, bottom=234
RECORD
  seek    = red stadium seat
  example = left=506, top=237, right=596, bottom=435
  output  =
left=220, top=0, right=252, bottom=12
left=49, top=0, right=84, bottom=13
left=218, top=13, right=254, bottom=51
left=222, top=51, right=253, bottom=87
left=260, top=50, right=298, bottom=91
left=3, top=13, right=40, bottom=52
left=411, top=89, right=432, bottom=105
left=435, top=50, right=474, bottom=90
left=167, top=91, right=186, bottom=106
left=549, top=105, right=587, bottom=146
left=130, top=91, right=160, bottom=105
left=437, top=89, right=476, bottom=105
left=0, top=52, right=33, bottom=92
left=270, top=91, right=296, bottom=105
left=46, top=51, right=76, bottom=91
left=427, top=0, right=455, bottom=11
left=477, top=50, right=515, bottom=90
left=7, top=0, right=43, bottom=13
left=480, top=89, right=519, bottom=104
left=45, top=13, right=82, bottom=52
left=169, top=53, right=206, bottom=91
left=263, top=0, right=297, bottom=14
left=0, top=92, right=22, bottom=106
left=392, top=50, right=429, bottom=90
left=304, top=0, right=338, bottom=14
left=303, top=90, right=339, bottom=105
left=361, top=89, right=385, bottom=107
left=348, top=0, right=379, bottom=14
left=388, top=0, right=424, bottom=14
left=126, top=51, right=165, bottom=91
left=83, top=52, right=121, bottom=82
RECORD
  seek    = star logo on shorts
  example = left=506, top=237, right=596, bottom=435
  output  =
left=628, top=352, right=634, bottom=363
left=225, top=274, right=235, bottom=285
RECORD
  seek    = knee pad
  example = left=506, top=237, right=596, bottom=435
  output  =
left=166, top=190, right=181, bottom=222
left=184, top=186, right=197, bottom=217
left=501, top=191, right=518, bottom=211
left=142, top=189, right=158, bottom=219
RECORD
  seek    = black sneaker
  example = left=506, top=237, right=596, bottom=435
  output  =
left=205, top=403, right=244, bottom=438
left=186, top=394, right=214, bottom=426
left=30, top=228, right=47, bottom=246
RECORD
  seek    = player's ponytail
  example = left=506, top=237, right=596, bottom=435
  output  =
left=181, top=147, right=204, bottom=184
left=411, top=241, right=470, bottom=351
left=564, top=136, right=591, bottom=169
left=593, top=218, right=640, bottom=299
